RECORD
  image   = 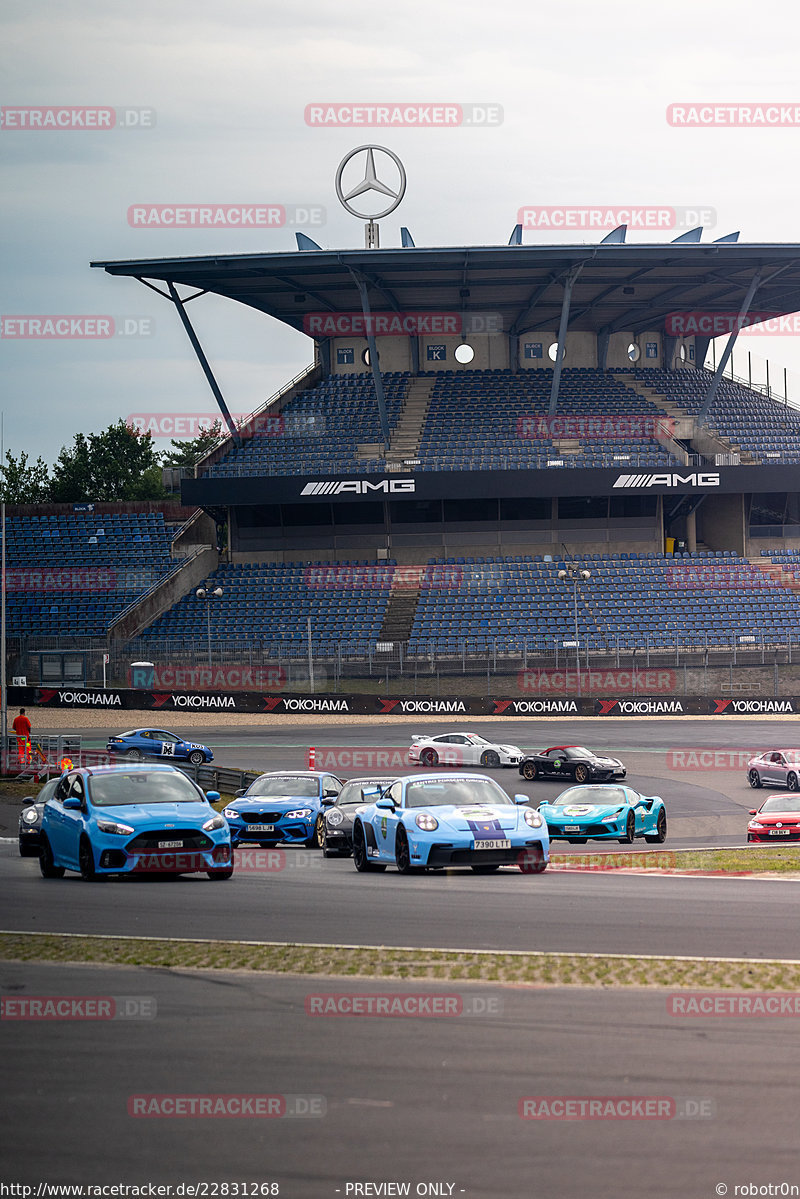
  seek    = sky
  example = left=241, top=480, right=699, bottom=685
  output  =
left=3, top=0, right=800, bottom=466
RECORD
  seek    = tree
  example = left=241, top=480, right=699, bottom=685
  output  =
left=0, top=450, right=51, bottom=503
left=161, top=421, right=224, bottom=472
left=50, top=420, right=166, bottom=502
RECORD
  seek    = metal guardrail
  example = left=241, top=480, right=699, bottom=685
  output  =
left=172, top=762, right=261, bottom=796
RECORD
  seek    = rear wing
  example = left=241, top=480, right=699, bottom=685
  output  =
left=410, top=734, right=427, bottom=742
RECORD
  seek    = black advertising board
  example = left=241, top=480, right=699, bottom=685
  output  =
left=11, top=688, right=799, bottom=717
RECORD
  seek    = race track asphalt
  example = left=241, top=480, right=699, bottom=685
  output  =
left=2, top=962, right=796, bottom=1198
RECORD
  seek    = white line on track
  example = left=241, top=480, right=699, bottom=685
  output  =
left=2, top=928, right=798, bottom=966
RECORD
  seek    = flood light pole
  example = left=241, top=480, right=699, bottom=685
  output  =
left=196, top=586, right=223, bottom=672
left=557, top=567, right=591, bottom=697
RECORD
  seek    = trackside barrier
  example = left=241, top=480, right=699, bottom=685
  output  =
left=2, top=734, right=83, bottom=779
left=12, top=686, right=800, bottom=717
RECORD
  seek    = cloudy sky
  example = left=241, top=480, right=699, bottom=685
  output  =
left=3, top=0, right=800, bottom=466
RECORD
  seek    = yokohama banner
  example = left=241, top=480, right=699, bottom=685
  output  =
left=10, top=687, right=800, bottom=717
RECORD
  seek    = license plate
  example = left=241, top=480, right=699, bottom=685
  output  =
left=249, top=824, right=275, bottom=832
left=769, top=829, right=791, bottom=835
left=474, top=838, right=511, bottom=850
left=158, top=840, right=183, bottom=848
left=564, top=825, right=581, bottom=833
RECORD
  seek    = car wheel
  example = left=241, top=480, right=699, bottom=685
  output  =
left=189, top=751, right=205, bottom=767
left=471, top=863, right=500, bottom=873
left=480, top=750, right=500, bottom=768
left=126, top=748, right=144, bottom=762
left=748, top=769, right=762, bottom=788
left=573, top=764, right=590, bottom=784
left=19, top=841, right=39, bottom=858
left=420, top=748, right=439, bottom=767
left=521, top=760, right=538, bottom=781
left=518, top=845, right=547, bottom=874
left=644, top=809, right=668, bottom=844
left=314, top=813, right=326, bottom=849
left=619, top=811, right=636, bottom=844
left=79, top=836, right=102, bottom=882
left=39, top=835, right=64, bottom=879
left=395, top=826, right=423, bottom=874
left=352, top=822, right=386, bottom=872
left=789, top=773, right=799, bottom=792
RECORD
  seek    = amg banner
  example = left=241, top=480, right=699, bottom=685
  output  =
left=9, top=688, right=798, bottom=717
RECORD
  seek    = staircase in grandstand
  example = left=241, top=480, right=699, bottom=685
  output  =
left=381, top=376, right=435, bottom=468
left=377, top=569, right=423, bottom=643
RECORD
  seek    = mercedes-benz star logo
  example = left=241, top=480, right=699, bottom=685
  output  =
left=335, top=145, right=406, bottom=219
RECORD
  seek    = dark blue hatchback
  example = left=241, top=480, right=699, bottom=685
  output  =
left=107, top=728, right=213, bottom=766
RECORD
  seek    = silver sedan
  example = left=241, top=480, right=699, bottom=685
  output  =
left=747, top=750, right=800, bottom=791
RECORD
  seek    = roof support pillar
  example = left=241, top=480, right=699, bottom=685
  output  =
left=166, top=282, right=242, bottom=447
left=597, top=327, right=610, bottom=372
left=696, top=270, right=763, bottom=427
left=549, top=264, right=582, bottom=414
left=351, top=273, right=391, bottom=446
left=410, top=335, right=420, bottom=375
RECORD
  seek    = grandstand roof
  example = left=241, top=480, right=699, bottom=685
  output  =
left=92, top=243, right=800, bottom=335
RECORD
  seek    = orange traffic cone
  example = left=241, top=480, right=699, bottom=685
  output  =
left=308, top=746, right=316, bottom=769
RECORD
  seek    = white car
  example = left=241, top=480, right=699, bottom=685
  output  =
left=408, top=732, right=523, bottom=769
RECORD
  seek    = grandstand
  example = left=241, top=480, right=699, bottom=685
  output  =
left=17, top=234, right=800, bottom=691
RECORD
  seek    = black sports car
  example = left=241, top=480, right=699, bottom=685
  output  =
left=321, top=775, right=397, bottom=857
left=18, top=777, right=59, bottom=856
left=518, top=745, right=626, bottom=784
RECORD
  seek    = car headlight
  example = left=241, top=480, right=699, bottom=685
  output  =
left=326, top=809, right=344, bottom=826
left=415, top=812, right=438, bottom=831
left=222, top=807, right=240, bottom=819
left=96, top=819, right=134, bottom=836
left=202, top=815, right=227, bottom=832
left=524, top=808, right=543, bottom=828
left=286, top=808, right=312, bottom=819
left=22, top=809, right=39, bottom=824
left=749, top=821, right=764, bottom=829
left=602, top=810, right=625, bottom=823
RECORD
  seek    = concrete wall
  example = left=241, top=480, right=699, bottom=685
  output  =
left=108, top=546, right=219, bottom=642
left=699, top=494, right=746, bottom=555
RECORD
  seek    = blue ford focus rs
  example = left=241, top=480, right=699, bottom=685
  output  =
left=38, top=764, right=233, bottom=880
left=351, top=773, right=549, bottom=874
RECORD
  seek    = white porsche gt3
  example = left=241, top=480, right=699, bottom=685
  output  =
left=408, top=732, right=523, bottom=769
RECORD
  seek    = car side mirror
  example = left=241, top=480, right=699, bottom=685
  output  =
left=206, top=790, right=221, bottom=803
left=322, top=796, right=337, bottom=806
left=62, top=797, right=82, bottom=811
left=514, top=794, right=529, bottom=805
left=376, top=797, right=395, bottom=811
left=234, top=788, right=245, bottom=799
left=23, top=796, right=33, bottom=804
left=324, top=789, right=338, bottom=798
left=749, top=809, right=757, bottom=815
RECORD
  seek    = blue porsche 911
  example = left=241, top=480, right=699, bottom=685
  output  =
left=351, top=773, right=549, bottom=874
left=106, top=729, right=213, bottom=766
left=38, top=764, right=233, bottom=880
left=538, top=784, right=667, bottom=844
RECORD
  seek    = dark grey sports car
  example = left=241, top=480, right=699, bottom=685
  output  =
left=321, top=776, right=397, bottom=857
left=18, top=777, right=59, bottom=856
left=519, top=745, right=626, bottom=784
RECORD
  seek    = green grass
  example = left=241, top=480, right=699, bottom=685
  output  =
left=2, top=932, right=799, bottom=989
